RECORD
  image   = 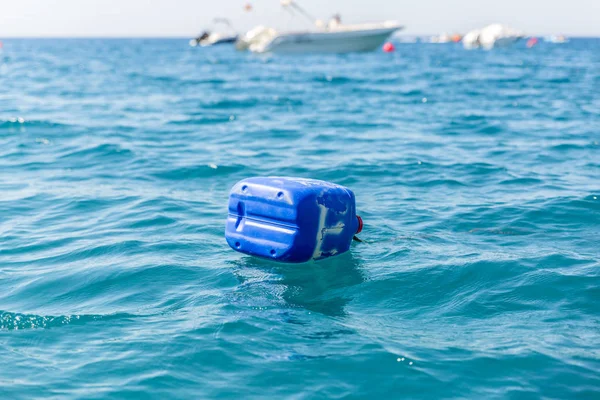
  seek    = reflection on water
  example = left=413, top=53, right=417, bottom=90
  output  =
left=231, top=252, right=365, bottom=317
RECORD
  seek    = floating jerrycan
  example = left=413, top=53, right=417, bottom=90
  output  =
left=225, top=177, right=363, bottom=263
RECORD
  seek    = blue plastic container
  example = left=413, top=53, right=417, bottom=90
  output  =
left=225, top=177, right=363, bottom=263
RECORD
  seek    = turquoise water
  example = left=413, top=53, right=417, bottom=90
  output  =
left=1, top=38, right=599, bottom=398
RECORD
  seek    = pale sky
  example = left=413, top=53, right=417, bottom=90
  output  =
left=1, top=0, right=598, bottom=37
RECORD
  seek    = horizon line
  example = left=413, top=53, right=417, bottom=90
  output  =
left=1, top=34, right=598, bottom=39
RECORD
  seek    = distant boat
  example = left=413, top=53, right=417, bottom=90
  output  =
left=190, top=18, right=238, bottom=47
left=463, top=24, right=525, bottom=49
left=544, top=35, right=569, bottom=44
left=429, top=33, right=451, bottom=43
left=241, top=21, right=403, bottom=54
left=429, top=33, right=462, bottom=44
left=189, top=32, right=238, bottom=47
left=236, top=1, right=402, bottom=54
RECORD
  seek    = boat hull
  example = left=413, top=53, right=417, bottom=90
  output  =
left=254, top=27, right=400, bottom=54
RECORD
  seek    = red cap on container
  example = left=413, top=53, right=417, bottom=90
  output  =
left=356, top=215, right=363, bottom=234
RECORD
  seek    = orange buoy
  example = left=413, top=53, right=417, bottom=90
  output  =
left=383, top=42, right=395, bottom=53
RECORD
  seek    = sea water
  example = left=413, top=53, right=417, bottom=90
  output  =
left=0, top=38, right=599, bottom=398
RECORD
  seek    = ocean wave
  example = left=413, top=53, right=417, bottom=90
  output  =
left=0, top=311, right=132, bottom=330
left=0, top=118, right=70, bottom=130
left=151, top=164, right=245, bottom=180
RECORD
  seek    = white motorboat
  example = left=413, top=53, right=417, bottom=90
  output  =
left=463, top=24, right=525, bottom=49
left=236, top=1, right=402, bottom=54
left=190, top=18, right=239, bottom=47
left=246, top=21, right=402, bottom=54
left=189, top=32, right=238, bottom=47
